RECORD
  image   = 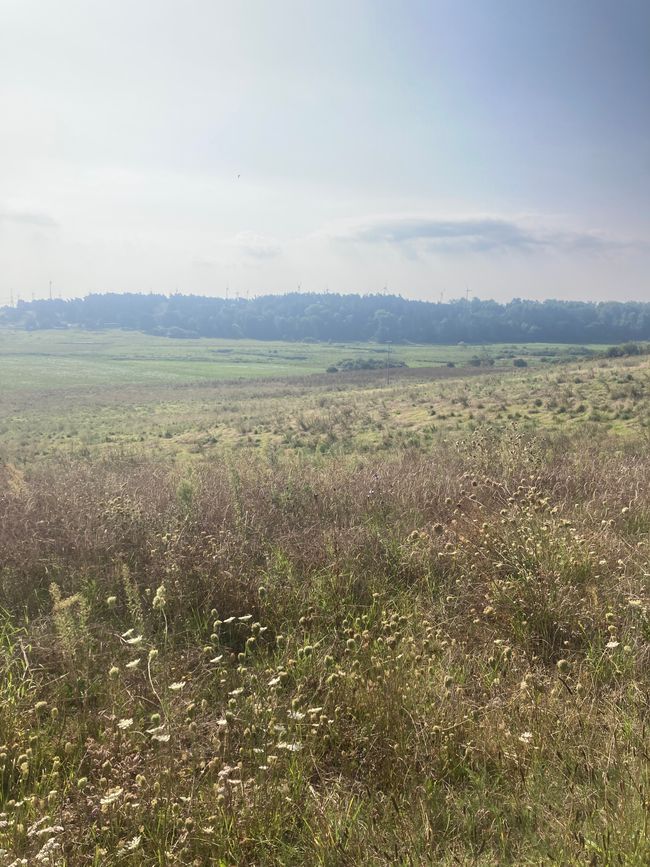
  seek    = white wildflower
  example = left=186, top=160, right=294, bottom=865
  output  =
left=169, top=681, right=186, bottom=691
left=100, top=787, right=124, bottom=806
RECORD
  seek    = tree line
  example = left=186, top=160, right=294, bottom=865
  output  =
left=2, top=292, right=650, bottom=344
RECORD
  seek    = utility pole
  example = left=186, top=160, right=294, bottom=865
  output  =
left=386, top=342, right=391, bottom=386
left=49, top=280, right=53, bottom=300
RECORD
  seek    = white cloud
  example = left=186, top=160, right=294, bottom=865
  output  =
left=0, top=208, right=58, bottom=228
left=330, top=214, right=643, bottom=257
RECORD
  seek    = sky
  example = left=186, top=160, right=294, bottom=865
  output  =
left=1, top=0, right=649, bottom=306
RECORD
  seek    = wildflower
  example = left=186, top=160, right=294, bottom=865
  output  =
left=106, top=596, right=117, bottom=608
left=518, top=731, right=533, bottom=745
left=34, top=837, right=63, bottom=864
left=125, top=634, right=143, bottom=645
left=100, top=787, right=123, bottom=806
left=148, top=648, right=159, bottom=661
left=152, top=584, right=166, bottom=610
left=125, top=658, right=141, bottom=670
left=277, top=741, right=302, bottom=752
left=117, top=835, right=142, bottom=856
left=605, top=640, right=620, bottom=650
left=169, top=681, right=186, bottom=691
left=117, top=718, right=133, bottom=730
left=210, top=655, right=223, bottom=664
left=109, top=666, right=120, bottom=679
left=76, top=777, right=88, bottom=789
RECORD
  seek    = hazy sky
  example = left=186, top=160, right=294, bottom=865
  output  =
left=1, top=0, right=649, bottom=305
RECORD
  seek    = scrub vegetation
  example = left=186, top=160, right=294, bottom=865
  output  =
left=1, top=331, right=649, bottom=864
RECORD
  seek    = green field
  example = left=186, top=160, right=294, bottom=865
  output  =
left=1, top=331, right=650, bottom=865
left=0, top=328, right=608, bottom=391
left=0, top=330, right=646, bottom=466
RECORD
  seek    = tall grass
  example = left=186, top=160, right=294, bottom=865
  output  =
left=0, top=428, right=649, bottom=864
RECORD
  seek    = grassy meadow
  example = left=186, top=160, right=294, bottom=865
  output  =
left=0, top=329, right=636, bottom=466
left=1, top=330, right=650, bottom=864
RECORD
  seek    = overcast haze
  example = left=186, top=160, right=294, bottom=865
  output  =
left=1, top=0, right=649, bottom=306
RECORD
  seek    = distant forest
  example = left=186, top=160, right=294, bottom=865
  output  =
left=2, top=292, right=650, bottom=344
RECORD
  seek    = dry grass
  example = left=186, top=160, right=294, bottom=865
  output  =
left=2, top=353, right=649, bottom=466
left=0, top=420, right=649, bottom=864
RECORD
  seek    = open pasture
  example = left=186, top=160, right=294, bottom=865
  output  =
left=0, top=334, right=649, bottom=865
left=0, top=328, right=605, bottom=392
left=0, top=330, right=647, bottom=465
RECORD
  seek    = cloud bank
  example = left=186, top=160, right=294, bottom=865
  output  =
left=0, top=208, right=58, bottom=229
left=333, top=215, right=640, bottom=256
